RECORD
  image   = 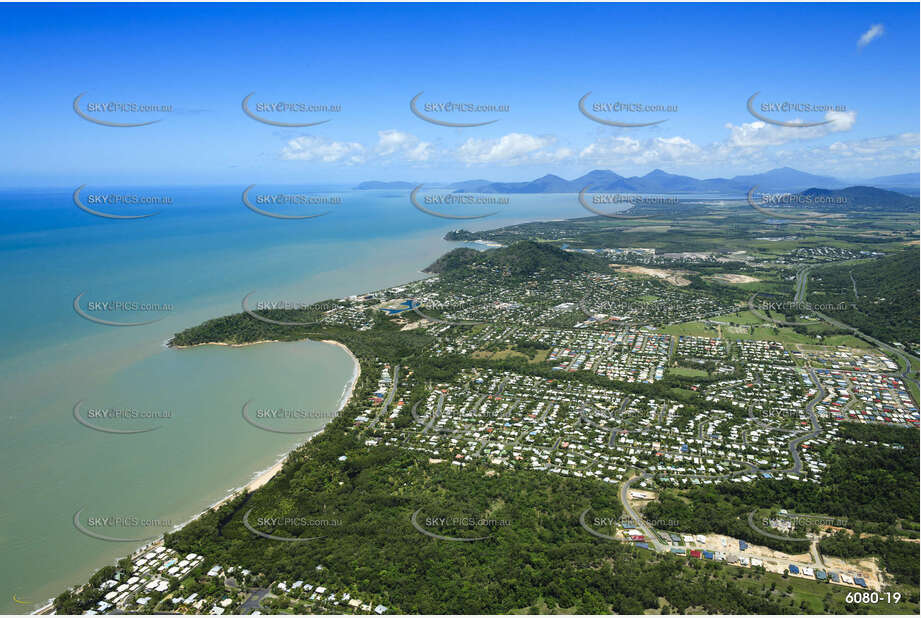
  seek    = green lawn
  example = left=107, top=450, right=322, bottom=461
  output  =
left=669, top=367, right=710, bottom=378
left=820, top=335, right=874, bottom=349
left=710, top=310, right=766, bottom=325
left=660, top=322, right=721, bottom=337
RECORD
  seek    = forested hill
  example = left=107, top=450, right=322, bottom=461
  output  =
left=797, top=186, right=919, bottom=212
left=809, top=247, right=920, bottom=349
left=423, top=240, right=605, bottom=280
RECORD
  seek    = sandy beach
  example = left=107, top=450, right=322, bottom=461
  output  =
left=214, top=338, right=360, bottom=497
left=161, top=336, right=361, bottom=520
left=168, top=338, right=284, bottom=350
left=152, top=338, right=363, bottom=544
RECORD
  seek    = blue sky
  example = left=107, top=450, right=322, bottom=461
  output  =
left=1, top=2, right=918, bottom=186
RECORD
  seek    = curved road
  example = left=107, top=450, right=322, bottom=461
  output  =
left=614, top=370, right=826, bottom=553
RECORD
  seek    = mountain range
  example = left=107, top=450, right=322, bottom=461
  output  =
left=355, top=167, right=919, bottom=195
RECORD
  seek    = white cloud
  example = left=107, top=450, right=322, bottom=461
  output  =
left=375, top=129, right=434, bottom=162
left=857, top=24, right=884, bottom=50
left=404, top=141, right=434, bottom=162
left=579, top=136, right=700, bottom=166
left=580, top=136, right=641, bottom=159
left=641, top=136, right=701, bottom=162
left=824, top=132, right=919, bottom=160
left=724, top=110, right=857, bottom=148
left=280, top=130, right=435, bottom=165
left=280, top=136, right=365, bottom=164
left=455, top=133, right=560, bottom=165
left=375, top=129, right=433, bottom=161
left=533, top=147, right=575, bottom=163
left=375, top=129, right=415, bottom=155
left=575, top=119, right=916, bottom=177
left=275, top=119, right=915, bottom=178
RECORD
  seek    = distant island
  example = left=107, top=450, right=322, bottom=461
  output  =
left=353, top=181, right=418, bottom=190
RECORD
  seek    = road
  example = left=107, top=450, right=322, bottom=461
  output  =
left=607, top=262, right=910, bottom=569
left=418, top=391, right=445, bottom=435
left=782, top=369, right=824, bottom=475
left=798, top=262, right=919, bottom=395
left=757, top=263, right=918, bottom=399
left=613, top=370, right=826, bottom=554
left=619, top=473, right=667, bottom=552
left=793, top=265, right=812, bottom=304
left=368, top=365, right=400, bottom=429
left=815, top=308, right=919, bottom=396
left=800, top=263, right=918, bottom=393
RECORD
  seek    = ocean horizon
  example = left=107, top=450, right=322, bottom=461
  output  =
left=0, top=185, right=606, bottom=614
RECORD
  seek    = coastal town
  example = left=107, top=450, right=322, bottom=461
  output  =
left=73, top=542, right=389, bottom=616
left=50, top=239, right=919, bottom=615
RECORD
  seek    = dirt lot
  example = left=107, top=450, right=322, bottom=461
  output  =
left=692, top=533, right=811, bottom=565
left=687, top=533, right=882, bottom=590
left=822, top=554, right=883, bottom=590
left=708, top=274, right=761, bottom=284
left=627, top=490, right=657, bottom=513
left=611, top=264, right=691, bottom=286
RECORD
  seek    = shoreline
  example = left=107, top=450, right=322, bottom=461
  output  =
left=34, top=337, right=362, bottom=615
left=242, top=339, right=360, bottom=494
left=167, top=338, right=284, bottom=350
left=186, top=337, right=361, bottom=509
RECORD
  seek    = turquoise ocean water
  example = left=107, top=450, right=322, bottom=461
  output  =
left=0, top=186, right=599, bottom=613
